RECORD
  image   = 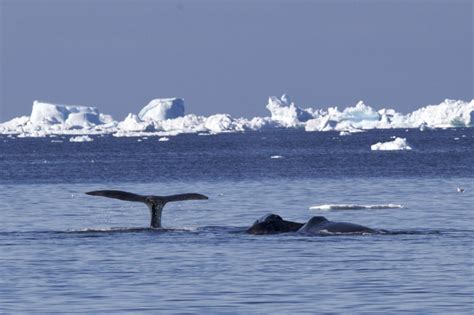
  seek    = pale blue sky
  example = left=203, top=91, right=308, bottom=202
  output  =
left=0, top=0, right=472, bottom=121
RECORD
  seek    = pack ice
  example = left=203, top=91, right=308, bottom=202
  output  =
left=0, top=95, right=472, bottom=137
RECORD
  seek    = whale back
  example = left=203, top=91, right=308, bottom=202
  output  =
left=298, top=216, right=375, bottom=234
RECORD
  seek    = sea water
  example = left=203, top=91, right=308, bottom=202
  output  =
left=0, top=129, right=473, bottom=314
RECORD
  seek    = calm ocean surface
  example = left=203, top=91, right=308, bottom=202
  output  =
left=1, top=129, right=473, bottom=314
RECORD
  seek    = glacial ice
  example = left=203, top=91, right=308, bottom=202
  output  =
left=0, top=95, right=472, bottom=138
left=371, top=137, right=413, bottom=151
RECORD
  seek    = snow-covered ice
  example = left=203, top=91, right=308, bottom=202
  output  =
left=371, top=137, right=413, bottom=151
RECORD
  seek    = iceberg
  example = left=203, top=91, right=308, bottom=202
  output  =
left=0, top=101, right=115, bottom=136
left=138, top=98, right=185, bottom=121
left=266, top=94, right=315, bottom=127
left=403, top=99, right=473, bottom=128
left=371, top=137, right=413, bottom=151
left=30, top=101, right=113, bottom=127
left=306, top=101, right=401, bottom=132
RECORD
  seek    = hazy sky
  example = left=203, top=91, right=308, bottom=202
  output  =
left=0, top=0, right=472, bottom=122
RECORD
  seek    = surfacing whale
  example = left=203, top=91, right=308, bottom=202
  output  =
left=246, top=214, right=304, bottom=235
left=298, top=216, right=375, bottom=234
left=86, top=190, right=208, bottom=228
left=246, top=214, right=375, bottom=235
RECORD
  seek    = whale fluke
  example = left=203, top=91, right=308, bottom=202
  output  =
left=86, top=190, right=147, bottom=202
left=162, top=193, right=209, bottom=202
left=86, top=190, right=208, bottom=228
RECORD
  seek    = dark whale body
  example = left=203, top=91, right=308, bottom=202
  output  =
left=246, top=214, right=304, bottom=235
left=298, top=216, right=375, bottom=234
left=246, top=214, right=375, bottom=235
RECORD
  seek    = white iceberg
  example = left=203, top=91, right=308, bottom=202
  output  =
left=371, top=137, right=413, bottom=151
left=266, top=94, right=314, bottom=127
left=138, top=98, right=185, bottom=121
left=403, top=99, right=473, bottom=128
left=0, top=101, right=115, bottom=136
left=30, top=101, right=113, bottom=127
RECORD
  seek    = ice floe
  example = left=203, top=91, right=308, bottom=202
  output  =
left=0, top=95, right=472, bottom=138
left=309, top=204, right=404, bottom=211
left=371, top=137, right=413, bottom=151
left=69, top=135, right=94, bottom=142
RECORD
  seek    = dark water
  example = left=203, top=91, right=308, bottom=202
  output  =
left=0, top=129, right=473, bottom=314
left=1, top=128, right=473, bottom=184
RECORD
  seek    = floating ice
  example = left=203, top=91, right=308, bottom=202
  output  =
left=309, top=204, right=404, bottom=211
left=0, top=95, right=472, bottom=138
left=158, top=137, right=169, bottom=142
left=69, top=135, right=94, bottom=142
left=371, top=137, right=413, bottom=151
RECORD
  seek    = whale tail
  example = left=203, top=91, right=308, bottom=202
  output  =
left=85, top=190, right=208, bottom=228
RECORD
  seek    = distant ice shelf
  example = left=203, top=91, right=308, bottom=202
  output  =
left=0, top=95, right=472, bottom=138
